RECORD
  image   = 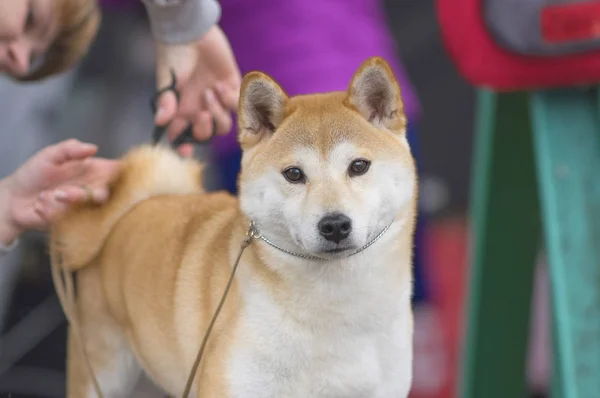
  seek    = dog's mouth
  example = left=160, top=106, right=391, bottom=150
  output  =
left=321, top=246, right=355, bottom=255
left=324, top=247, right=350, bottom=253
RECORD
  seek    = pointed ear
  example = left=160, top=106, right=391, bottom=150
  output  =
left=238, top=71, right=289, bottom=149
left=345, top=56, right=406, bottom=134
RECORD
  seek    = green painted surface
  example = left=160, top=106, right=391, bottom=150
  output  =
left=460, top=91, right=541, bottom=398
left=531, top=89, right=600, bottom=398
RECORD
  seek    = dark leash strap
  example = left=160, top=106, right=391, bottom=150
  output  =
left=181, top=229, right=254, bottom=398
left=149, top=70, right=217, bottom=149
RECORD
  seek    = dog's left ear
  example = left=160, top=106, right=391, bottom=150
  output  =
left=238, top=71, right=289, bottom=149
left=345, top=56, right=406, bottom=134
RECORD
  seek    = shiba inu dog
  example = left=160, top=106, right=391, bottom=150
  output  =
left=50, top=56, right=418, bottom=398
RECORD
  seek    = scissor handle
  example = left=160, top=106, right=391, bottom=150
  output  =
left=149, top=69, right=216, bottom=149
left=150, top=70, right=179, bottom=115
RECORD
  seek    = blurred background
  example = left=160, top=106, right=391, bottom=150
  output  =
left=0, top=1, right=550, bottom=397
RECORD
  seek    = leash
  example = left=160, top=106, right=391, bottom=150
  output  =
left=181, top=226, right=256, bottom=397
left=49, top=238, right=105, bottom=398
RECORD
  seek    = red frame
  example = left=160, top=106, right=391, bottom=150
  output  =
left=541, top=1, right=600, bottom=44
left=436, top=0, right=600, bottom=90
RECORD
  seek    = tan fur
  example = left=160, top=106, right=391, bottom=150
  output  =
left=52, top=146, right=204, bottom=271
left=51, top=56, right=418, bottom=398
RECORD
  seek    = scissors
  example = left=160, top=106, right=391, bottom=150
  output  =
left=149, top=70, right=216, bottom=149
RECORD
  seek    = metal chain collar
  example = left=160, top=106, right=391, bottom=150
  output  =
left=248, top=221, right=393, bottom=261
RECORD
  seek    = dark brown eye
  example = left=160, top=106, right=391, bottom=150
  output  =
left=348, top=159, right=371, bottom=176
left=283, top=167, right=305, bottom=183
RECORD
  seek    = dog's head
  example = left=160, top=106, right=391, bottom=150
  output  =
left=237, top=57, right=417, bottom=259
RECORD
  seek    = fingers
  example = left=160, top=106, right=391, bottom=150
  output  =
left=192, top=111, right=213, bottom=142
left=69, top=158, right=122, bottom=192
left=50, top=158, right=121, bottom=204
left=155, top=77, right=237, bottom=146
left=45, top=139, right=98, bottom=166
left=166, top=116, right=190, bottom=143
left=181, top=88, right=234, bottom=145
left=177, top=144, right=195, bottom=158
left=154, top=90, right=178, bottom=127
left=52, top=185, right=109, bottom=205
left=215, top=81, right=240, bottom=111
left=33, top=186, right=108, bottom=226
left=50, top=157, right=121, bottom=192
left=205, top=89, right=232, bottom=135
left=34, top=191, right=69, bottom=225
left=87, top=158, right=123, bottom=186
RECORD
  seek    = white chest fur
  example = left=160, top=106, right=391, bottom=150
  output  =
left=226, top=252, right=414, bottom=398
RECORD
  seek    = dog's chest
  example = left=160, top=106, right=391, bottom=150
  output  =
left=225, top=285, right=412, bottom=398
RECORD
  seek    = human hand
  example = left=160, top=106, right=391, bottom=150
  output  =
left=0, top=139, right=121, bottom=245
left=153, top=25, right=241, bottom=157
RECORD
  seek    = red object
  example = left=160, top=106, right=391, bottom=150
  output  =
left=436, top=0, right=600, bottom=90
left=409, top=218, right=469, bottom=398
left=542, top=1, right=600, bottom=43
left=426, top=219, right=469, bottom=398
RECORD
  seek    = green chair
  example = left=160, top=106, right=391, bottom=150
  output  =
left=436, top=0, right=600, bottom=395
left=460, top=88, right=600, bottom=398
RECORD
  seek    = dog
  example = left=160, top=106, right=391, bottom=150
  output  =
left=50, top=56, right=418, bottom=398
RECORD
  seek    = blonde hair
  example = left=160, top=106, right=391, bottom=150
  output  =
left=19, top=0, right=101, bottom=82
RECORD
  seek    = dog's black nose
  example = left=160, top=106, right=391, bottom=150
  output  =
left=318, top=213, right=352, bottom=243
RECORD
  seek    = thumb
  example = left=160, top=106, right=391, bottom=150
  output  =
left=154, top=90, right=178, bottom=126
left=154, top=60, right=180, bottom=126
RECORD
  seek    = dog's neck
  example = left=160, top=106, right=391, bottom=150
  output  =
left=232, top=215, right=413, bottom=331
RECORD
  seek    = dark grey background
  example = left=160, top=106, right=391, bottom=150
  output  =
left=384, top=0, right=476, bottom=217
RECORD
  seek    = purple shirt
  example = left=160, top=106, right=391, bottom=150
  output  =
left=215, top=0, right=420, bottom=155
left=98, top=0, right=421, bottom=155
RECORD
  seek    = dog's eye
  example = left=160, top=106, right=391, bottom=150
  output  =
left=283, top=167, right=305, bottom=183
left=348, top=159, right=371, bottom=176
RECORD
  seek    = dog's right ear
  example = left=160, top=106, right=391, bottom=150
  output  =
left=238, top=71, right=288, bottom=149
left=345, top=56, right=406, bottom=135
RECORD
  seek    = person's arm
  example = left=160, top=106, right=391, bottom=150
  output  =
left=141, top=0, right=222, bottom=44
left=0, top=178, right=21, bottom=257
left=140, top=0, right=240, bottom=158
